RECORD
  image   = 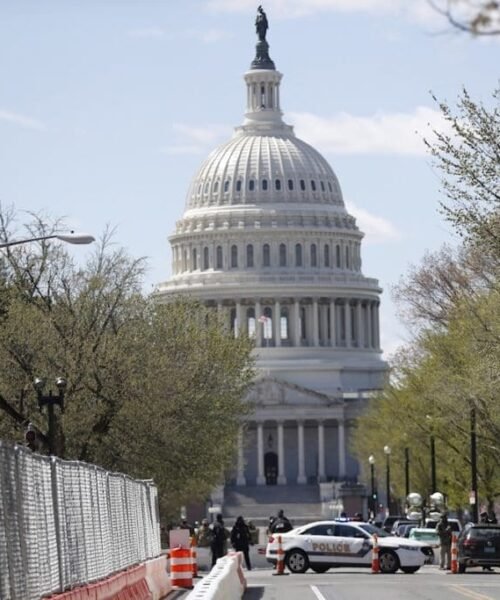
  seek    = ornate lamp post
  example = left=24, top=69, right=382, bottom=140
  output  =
left=384, top=445, right=391, bottom=515
left=33, top=377, right=67, bottom=456
left=368, top=454, right=377, bottom=518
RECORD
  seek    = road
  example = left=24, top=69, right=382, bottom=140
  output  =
left=243, top=566, right=500, bottom=600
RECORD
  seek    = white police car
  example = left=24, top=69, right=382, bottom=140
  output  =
left=266, top=520, right=434, bottom=574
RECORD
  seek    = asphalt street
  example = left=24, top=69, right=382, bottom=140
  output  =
left=243, top=566, right=500, bottom=600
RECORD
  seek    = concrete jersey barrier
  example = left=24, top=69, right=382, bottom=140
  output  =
left=185, top=552, right=246, bottom=600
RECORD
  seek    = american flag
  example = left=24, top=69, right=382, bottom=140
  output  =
left=258, top=315, right=269, bottom=323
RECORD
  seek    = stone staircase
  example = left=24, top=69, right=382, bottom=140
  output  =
left=223, top=484, right=324, bottom=527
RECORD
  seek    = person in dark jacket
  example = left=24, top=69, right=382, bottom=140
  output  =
left=210, top=513, right=228, bottom=567
left=436, top=513, right=452, bottom=570
left=270, top=509, right=293, bottom=534
left=230, top=515, right=252, bottom=570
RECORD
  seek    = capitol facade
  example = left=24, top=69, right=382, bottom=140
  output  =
left=157, top=12, right=387, bottom=499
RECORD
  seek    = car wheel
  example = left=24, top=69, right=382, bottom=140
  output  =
left=458, top=562, right=466, bottom=574
left=400, top=566, right=420, bottom=574
left=285, top=549, right=309, bottom=574
left=310, top=565, right=330, bottom=573
left=379, top=550, right=400, bottom=574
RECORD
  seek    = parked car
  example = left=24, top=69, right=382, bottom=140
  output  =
left=409, top=528, right=440, bottom=563
left=266, top=520, right=434, bottom=574
left=382, top=515, right=408, bottom=533
left=425, top=517, right=462, bottom=533
left=457, top=523, right=500, bottom=573
left=393, top=522, right=419, bottom=538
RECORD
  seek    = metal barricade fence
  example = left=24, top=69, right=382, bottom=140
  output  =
left=0, top=440, right=161, bottom=600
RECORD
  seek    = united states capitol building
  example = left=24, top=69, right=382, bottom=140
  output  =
left=157, top=9, right=387, bottom=516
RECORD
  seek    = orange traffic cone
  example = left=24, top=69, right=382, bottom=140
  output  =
left=451, top=533, right=458, bottom=574
left=272, top=535, right=289, bottom=576
left=371, top=533, right=380, bottom=574
left=170, top=547, right=193, bottom=589
left=190, top=536, right=200, bottom=578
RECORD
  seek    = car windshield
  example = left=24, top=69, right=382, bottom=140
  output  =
left=469, top=527, right=500, bottom=540
left=358, top=523, right=390, bottom=538
left=410, top=530, right=438, bottom=541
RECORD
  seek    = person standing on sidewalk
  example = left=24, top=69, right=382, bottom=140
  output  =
left=230, top=515, right=252, bottom=570
left=210, top=513, right=229, bottom=567
left=436, top=513, right=452, bottom=570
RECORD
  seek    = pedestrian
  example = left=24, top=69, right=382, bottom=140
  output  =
left=480, top=512, right=495, bottom=571
left=179, top=518, right=195, bottom=537
left=270, top=509, right=293, bottom=534
left=436, top=513, right=452, bottom=570
left=230, top=515, right=252, bottom=570
left=196, top=518, right=213, bottom=547
left=210, top=513, right=229, bottom=567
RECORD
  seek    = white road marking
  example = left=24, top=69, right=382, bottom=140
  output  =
left=310, top=585, right=328, bottom=600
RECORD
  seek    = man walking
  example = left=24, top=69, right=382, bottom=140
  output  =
left=436, top=513, right=452, bottom=570
left=270, top=509, right=293, bottom=534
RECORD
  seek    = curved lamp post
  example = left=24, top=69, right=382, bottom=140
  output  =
left=384, top=445, right=391, bottom=515
left=368, top=454, right=377, bottom=518
left=0, top=232, right=95, bottom=249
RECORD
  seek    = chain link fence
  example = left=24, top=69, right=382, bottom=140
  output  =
left=0, top=440, right=161, bottom=600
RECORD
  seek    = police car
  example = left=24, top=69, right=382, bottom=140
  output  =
left=266, top=520, right=434, bottom=574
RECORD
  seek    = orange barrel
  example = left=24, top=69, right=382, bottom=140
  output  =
left=169, top=547, right=193, bottom=588
left=190, top=536, right=199, bottom=578
left=272, top=535, right=289, bottom=576
left=451, top=533, right=458, bottom=574
left=371, top=534, right=380, bottom=574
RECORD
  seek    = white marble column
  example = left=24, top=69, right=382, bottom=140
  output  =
left=312, top=298, right=319, bottom=347
left=356, top=300, right=364, bottom=348
left=366, top=302, right=372, bottom=348
left=274, top=300, right=281, bottom=347
left=329, top=300, right=336, bottom=346
left=344, top=301, right=351, bottom=348
left=336, top=302, right=342, bottom=346
left=374, top=303, right=380, bottom=349
left=293, top=299, right=301, bottom=346
left=317, top=421, right=326, bottom=482
left=277, top=421, right=287, bottom=485
left=256, top=423, right=266, bottom=485
left=338, top=419, right=346, bottom=479
left=236, top=426, right=246, bottom=486
left=297, top=420, right=307, bottom=484
left=255, top=300, right=262, bottom=347
left=235, top=301, right=243, bottom=337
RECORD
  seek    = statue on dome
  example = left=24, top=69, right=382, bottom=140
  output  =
left=255, top=5, right=269, bottom=41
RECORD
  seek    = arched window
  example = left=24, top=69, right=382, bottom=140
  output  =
left=263, top=243, right=270, bottom=267
left=216, top=246, right=223, bottom=269
left=324, top=244, right=330, bottom=267
left=288, top=179, right=294, bottom=190
left=279, top=243, right=287, bottom=266
left=311, top=180, right=316, bottom=191
left=328, top=182, right=333, bottom=192
left=336, top=244, right=341, bottom=268
left=204, top=182, right=210, bottom=193
left=275, top=179, right=281, bottom=191
left=213, top=181, right=219, bottom=193
left=203, top=247, right=209, bottom=270
left=224, top=180, right=230, bottom=192
left=249, top=179, right=255, bottom=191
left=197, top=183, right=202, bottom=194
left=247, top=244, right=254, bottom=267
left=295, top=243, right=303, bottom=267
left=192, top=248, right=198, bottom=270
left=262, top=179, right=268, bottom=190
left=300, top=179, right=306, bottom=191
left=311, top=243, right=317, bottom=267
left=236, top=180, right=242, bottom=192
left=231, top=245, right=238, bottom=268
left=320, top=181, right=325, bottom=192
left=345, top=246, right=350, bottom=269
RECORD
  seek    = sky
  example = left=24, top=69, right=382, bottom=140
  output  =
left=0, top=0, right=498, bottom=359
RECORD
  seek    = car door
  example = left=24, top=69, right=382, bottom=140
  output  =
left=299, top=523, right=337, bottom=566
left=333, top=524, right=373, bottom=566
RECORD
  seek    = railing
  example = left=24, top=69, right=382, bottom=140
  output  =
left=0, top=440, right=161, bottom=600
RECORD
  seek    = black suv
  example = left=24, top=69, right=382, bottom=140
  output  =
left=458, top=523, right=500, bottom=573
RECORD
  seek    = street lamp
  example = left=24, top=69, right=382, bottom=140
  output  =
left=33, top=377, right=67, bottom=456
left=470, top=407, right=479, bottom=523
left=0, top=232, right=95, bottom=249
left=404, top=447, right=410, bottom=498
left=368, top=454, right=377, bottom=518
left=430, top=435, right=437, bottom=493
left=384, top=445, right=391, bottom=515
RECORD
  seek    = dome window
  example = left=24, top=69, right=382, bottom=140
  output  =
left=279, top=243, right=287, bottom=267
left=247, top=244, right=254, bottom=268
left=262, top=179, right=268, bottom=191
left=300, top=179, right=306, bottom=191
left=320, top=181, right=325, bottom=192
left=213, top=182, right=219, bottom=193
left=275, top=179, right=281, bottom=191
left=203, top=247, right=209, bottom=270
left=311, top=243, right=317, bottom=267
left=328, top=182, right=333, bottom=192
left=324, top=244, right=330, bottom=267
left=204, top=182, right=210, bottom=193
left=311, top=180, right=316, bottom=191
left=224, top=180, right=230, bottom=193
left=197, top=183, right=202, bottom=194
left=295, top=243, right=303, bottom=267
left=236, top=180, right=242, bottom=192
left=336, top=244, right=341, bottom=268
left=263, top=243, right=270, bottom=267
left=231, top=245, right=238, bottom=268
left=216, top=246, right=223, bottom=269
left=288, top=179, right=294, bottom=190
left=249, top=179, right=255, bottom=191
